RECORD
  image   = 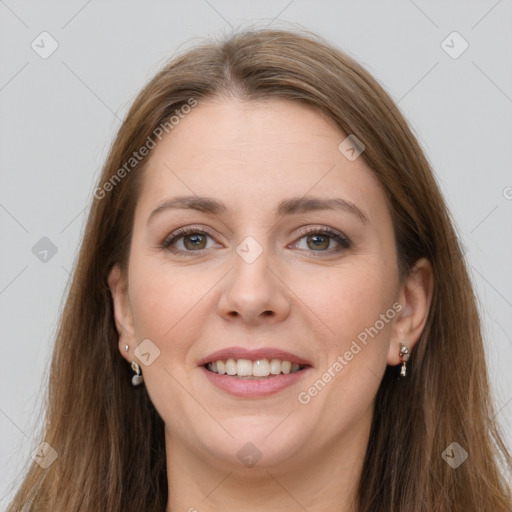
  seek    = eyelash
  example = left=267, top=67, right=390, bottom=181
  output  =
left=161, top=225, right=352, bottom=257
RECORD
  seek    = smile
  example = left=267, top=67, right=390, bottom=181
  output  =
left=199, top=348, right=312, bottom=398
left=205, top=358, right=304, bottom=378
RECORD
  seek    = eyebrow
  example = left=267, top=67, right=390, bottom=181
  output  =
left=147, top=195, right=369, bottom=224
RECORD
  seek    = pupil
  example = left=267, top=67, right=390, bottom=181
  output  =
left=309, top=235, right=328, bottom=250
left=186, top=234, right=205, bottom=249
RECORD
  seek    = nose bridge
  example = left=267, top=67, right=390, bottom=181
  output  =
left=218, top=233, right=290, bottom=323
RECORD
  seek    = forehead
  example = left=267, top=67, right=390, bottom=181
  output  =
left=135, top=97, right=388, bottom=222
left=150, top=97, right=344, bottom=167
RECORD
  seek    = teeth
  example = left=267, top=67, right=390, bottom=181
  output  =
left=225, top=358, right=237, bottom=376
left=236, top=359, right=253, bottom=376
left=281, top=361, right=292, bottom=374
left=206, top=358, right=303, bottom=377
left=253, top=359, right=270, bottom=377
left=270, top=358, right=282, bottom=375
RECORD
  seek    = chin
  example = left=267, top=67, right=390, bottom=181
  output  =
left=191, top=415, right=309, bottom=471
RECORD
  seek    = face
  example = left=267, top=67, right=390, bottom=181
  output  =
left=110, top=97, right=415, bottom=474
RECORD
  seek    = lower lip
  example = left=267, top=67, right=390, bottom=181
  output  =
left=200, top=366, right=311, bottom=398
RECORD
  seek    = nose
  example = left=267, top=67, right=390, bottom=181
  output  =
left=217, top=240, right=291, bottom=326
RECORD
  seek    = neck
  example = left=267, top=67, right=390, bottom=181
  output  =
left=164, top=412, right=371, bottom=512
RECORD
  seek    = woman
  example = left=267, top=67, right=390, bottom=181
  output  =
left=8, top=27, right=511, bottom=511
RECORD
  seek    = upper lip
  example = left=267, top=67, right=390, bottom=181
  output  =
left=198, top=347, right=312, bottom=367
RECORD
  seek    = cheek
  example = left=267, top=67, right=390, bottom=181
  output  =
left=294, top=260, right=397, bottom=349
left=126, top=254, right=210, bottom=353
left=296, top=264, right=397, bottom=423
left=125, top=258, right=214, bottom=425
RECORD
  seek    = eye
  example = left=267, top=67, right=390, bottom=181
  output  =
left=292, top=227, right=351, bottom=254
left=161, top=227, right=217, bottom=255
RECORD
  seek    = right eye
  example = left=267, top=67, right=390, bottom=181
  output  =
left=161, top=227, right=218, bottom=255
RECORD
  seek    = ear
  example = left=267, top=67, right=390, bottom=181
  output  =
left=387, top=257, right=434, bottom=365
left=108, top=264, right=136, bottom=363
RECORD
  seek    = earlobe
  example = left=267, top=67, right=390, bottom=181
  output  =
left=107, top=264, right=136, bottom=360
left=387, top=257, right=434, bottom=366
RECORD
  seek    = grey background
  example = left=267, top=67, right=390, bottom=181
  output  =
left=1, top=0, right=511, bottom=506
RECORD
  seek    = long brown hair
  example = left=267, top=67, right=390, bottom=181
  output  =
left=7, top=27, right=511, bottom=511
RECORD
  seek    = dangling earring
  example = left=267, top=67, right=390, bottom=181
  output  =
left=399, top=343, right=410, bottom=377
left=131, top=361, right=144, bottom=386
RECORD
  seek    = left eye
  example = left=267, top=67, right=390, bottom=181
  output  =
left=292, top=228, right=351, bottom=252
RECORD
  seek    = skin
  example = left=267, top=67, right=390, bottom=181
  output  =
left=108, top=97, right=433, bottom=512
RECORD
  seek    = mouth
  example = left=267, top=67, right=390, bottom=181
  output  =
left=204, top=358, right=307, bottom=379
left=198, top=347, right=312, bottom=398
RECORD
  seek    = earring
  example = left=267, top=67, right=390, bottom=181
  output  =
left=131, top=361, right=144, bottom=386
left=125, top=344, right=129, bottom=352
left=399, top=343, right=410, bottom=377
